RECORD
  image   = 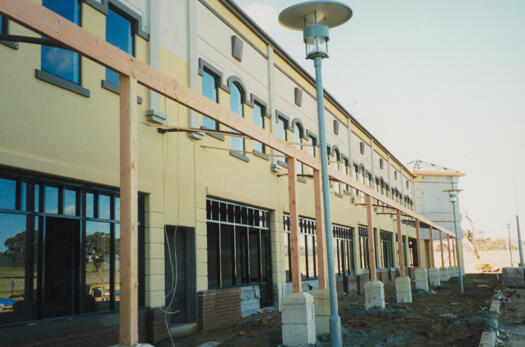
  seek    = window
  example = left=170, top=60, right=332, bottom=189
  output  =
left=0, top=15, right=5, bottom=34
left=106, top=6, right=134, bottom=86
left=42, top=0, right=80, bottom=83
left=380, top=231, right=394, bottom=268
left=230, top=83, right=245, bottom=152
left=343, top=158, right=350, bottom=191
left=253, top=102, right=265, bottom=153
left=359, top=142, right=365, bottom=155
left=406, top=180, right=410, bottom=189
left=408, top=238, right=418, bottom=267
left=358, top=225, right=369, bottom=270
left=206, top=198, right=272, bottom=305
left=276, top=114, right=288, bottom=165
left=379, top=158, right=384, bottom=169
left=0, top=169, right=145, bottom=325
left=283, top=215, right=317, bottom=281
left=333, top=225, right=355, bottom=276
left=394, top=171, right=398, bottom=180
left=202, top=70, right=219, bottom=130
left=305, top=135, right=316, bottom=175
left=333, top=149, right=340, bottom=193
left=293, top=123, right=304, bottom=175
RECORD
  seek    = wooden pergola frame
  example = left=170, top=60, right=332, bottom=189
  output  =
left=0, top=0, right=457, bottom=344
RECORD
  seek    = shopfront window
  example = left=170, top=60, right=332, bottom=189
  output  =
left=283, top=215, right=317, bottom=281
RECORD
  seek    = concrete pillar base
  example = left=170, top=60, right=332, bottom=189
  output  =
left=414, top=268, right=429, bottom=292
left=364, top=281, right=385, bottom=310
left=281, top=292, right=316, bottom=346
left=428, top=268, right=441, bottom=287
left=395, top=277, right=412, bottom=304
left=439, top=267, right=449, bottom=282
left=312, top=288, right=330, bottom=336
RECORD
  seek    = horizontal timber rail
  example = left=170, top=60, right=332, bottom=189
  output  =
left=0, top=0, right=454, bottom=237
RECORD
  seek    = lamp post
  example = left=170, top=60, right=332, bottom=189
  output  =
left=445, top=189, right=464, bottom=294
left=513, top=144, right=525, bottom=267
left=279, top=2, right=352, bottom=346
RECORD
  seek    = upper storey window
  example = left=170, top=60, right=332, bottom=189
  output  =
left=0, top=15, right=5, bottom=34
left=202, top=70, right=219, bottom=130
left=230, top=83, right=244, bottom=152
left=106, top=7, right=134, bottom=86
left=277, top=116, right=288, bottom=141
left=360, top=142, right=365, bottom=155
left=253, top=102, right=265, bottom=153
left=42, top=0, right=80, bottom=83
left=293, top=123, right=303, bottom=174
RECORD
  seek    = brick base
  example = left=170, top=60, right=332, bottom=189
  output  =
left=198, top=287, right=241, bottom=331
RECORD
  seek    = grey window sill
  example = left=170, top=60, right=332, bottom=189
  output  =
left=277, top=160, right=288, bottom=168
left=0, top=40, right=18, bottom=49
left=202, top=127, right=225, bottom=141
left=101, top=80, right=142, bottom=103
left=253, top=151, right=269, bottom=161
left=297, top=177, right=307, bottom=184
left=335, top=192, right=344, bottom=198
left=229, top=151, right=249, bottom=162
left=35, top=69, right=90, bottom=97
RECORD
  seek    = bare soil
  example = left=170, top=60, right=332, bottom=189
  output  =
left=160, top=274, right=499, bottom=347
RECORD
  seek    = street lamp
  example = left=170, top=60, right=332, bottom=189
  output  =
left=279, top=2, right=352, bottom=346
left=513, top=144, right=525, bottom=267
left=445, top=189, right=464, bottom=294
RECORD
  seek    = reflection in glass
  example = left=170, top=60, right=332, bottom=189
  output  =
left=42, top=0, right=80, bottom=83
left=44, top=186, right=59, bottom=214
left=34, top=185, right=40, bottom=212
left=0, top=213, right=30, bottom=323
left=106, top=8, right=133, bottom=86
left=230, top=84, right=245, bottom=152
left=64, top=189, right=76, bottom=216
left=98, top=194, right=111, bottom=219
left=86, top=193, right=94, bottom=218
left=0, top=178, right=16, bottom=210
left=115, top=197, right=120, bottom=221
left=202, top=70, right=218, bottom=130
left=85, top=221, right=110, bottom=312
left=115, top=224, right=120, bottom=304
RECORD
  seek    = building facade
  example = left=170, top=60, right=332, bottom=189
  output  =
left=0, top=1, right=451, bottom=345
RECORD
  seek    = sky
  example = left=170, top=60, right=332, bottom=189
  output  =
left=235, top=0, right=525, bottom=240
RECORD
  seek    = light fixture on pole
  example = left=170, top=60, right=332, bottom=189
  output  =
left=279, top=2, right=352, bottom=346
left=444, top=189, right=464, bottom=294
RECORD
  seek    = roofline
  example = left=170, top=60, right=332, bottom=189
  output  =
left=413, top=170, right=466, bottom=177
left=219, top=0, right=416, bottom=179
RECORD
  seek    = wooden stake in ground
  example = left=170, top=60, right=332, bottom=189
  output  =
left=288, top=157, right=301, bottom=293
left=119, top=75, right=139, bottom=345
left=366, top=195, right=377, bottom=281
left=314, top=169, right=326, bottom=289
left=396, top=209, right=405, bottom=277
left=415, top=219, right=423, bottom=268
left=429, top=226, right=435, bottom=268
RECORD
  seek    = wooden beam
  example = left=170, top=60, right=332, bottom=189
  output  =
left=287, top=157, right=301, bottom=293
left=415, top=219, right=423, bottom=268
left=396, top=209, right=405, bottom=277
left=447, top=236, right=452, bottom=267
left=439, top=231, right=445, bottom=268
left=119, top=76, right=138, bottom=345
left=429, top=226, right=435, bottom=268
left=314, top=169, right=326, bottom=289
left=366, top=195, right=377, bottom=281
left=0, top=0, right=457, bottom=238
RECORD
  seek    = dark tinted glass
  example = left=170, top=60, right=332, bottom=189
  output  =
left=64, top=189, right=76, bottom=216
left=106, top=8, right=133, bottom=86
left=0, top=15, right=3, bottom=34
left=0, top=178, right=16, bottom=210
left=42, top=0, right=80, bottom=83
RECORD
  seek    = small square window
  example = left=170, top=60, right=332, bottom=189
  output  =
left=106, top=7, right=134, bottom=86
left=394, top=171, right=398, bottom=180
left=379, top=158, right=384, bottom=169
left=359, top=142, right=365, bottom=155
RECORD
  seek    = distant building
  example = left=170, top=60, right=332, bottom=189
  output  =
left=407, top=160, right=466, bottom=268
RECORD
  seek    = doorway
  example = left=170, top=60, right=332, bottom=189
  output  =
left=164, top=226, right=196, bottom=323
left=42, top=217, right=80, bottom=318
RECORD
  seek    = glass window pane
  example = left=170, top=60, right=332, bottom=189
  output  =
left=106, top=8, right=133, bottom=86
left=0, top=178, right=16, bottom=210
left=207, top=223, right=219, bottom=289
left=85, top=221, right=111, bottom=312
left=284, top=232, right=290, bottom=282
left=299, top=235, right=306, bottom=279
left=307, top=235, right=314, bottom=278
left=98, top=194, right=111, bottom=219
left=42, top=0, right=80, bottom=83
left=230, top=84, right=244, bottom=151
left=86, top=193, right=94, bottom=218
left=44, top=186, right=59, bottom=214
left=0, top=15, right=3, bottom=34
left=277, top=118, right=286, bottom=140
left=21, top=183, right=27, bottom=211
left=115, top=224, right=120, bottom=304
left=64, top=189, right=77, bottom=216
left=253, top=104, right=264, bottom=153
left=0, top=213, right=32, bottom=324
left=221, top=225, right=234, bottom=287
left=236, top=227, right=248, bottom=283
left=249, top=229, right=259, bottom=281
left=202, top=71, right=218, bottom=130
left=115, top=197, right=120, bottom=221
left=34, top=184, right=40, bottom=212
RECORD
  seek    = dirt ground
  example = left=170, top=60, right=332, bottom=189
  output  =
left=160, top=274, right=499, bottom=347
left=500, top=288, right=525, bottom=346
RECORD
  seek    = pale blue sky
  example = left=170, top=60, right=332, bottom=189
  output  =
left=235, top=0, right=525, bottom=239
